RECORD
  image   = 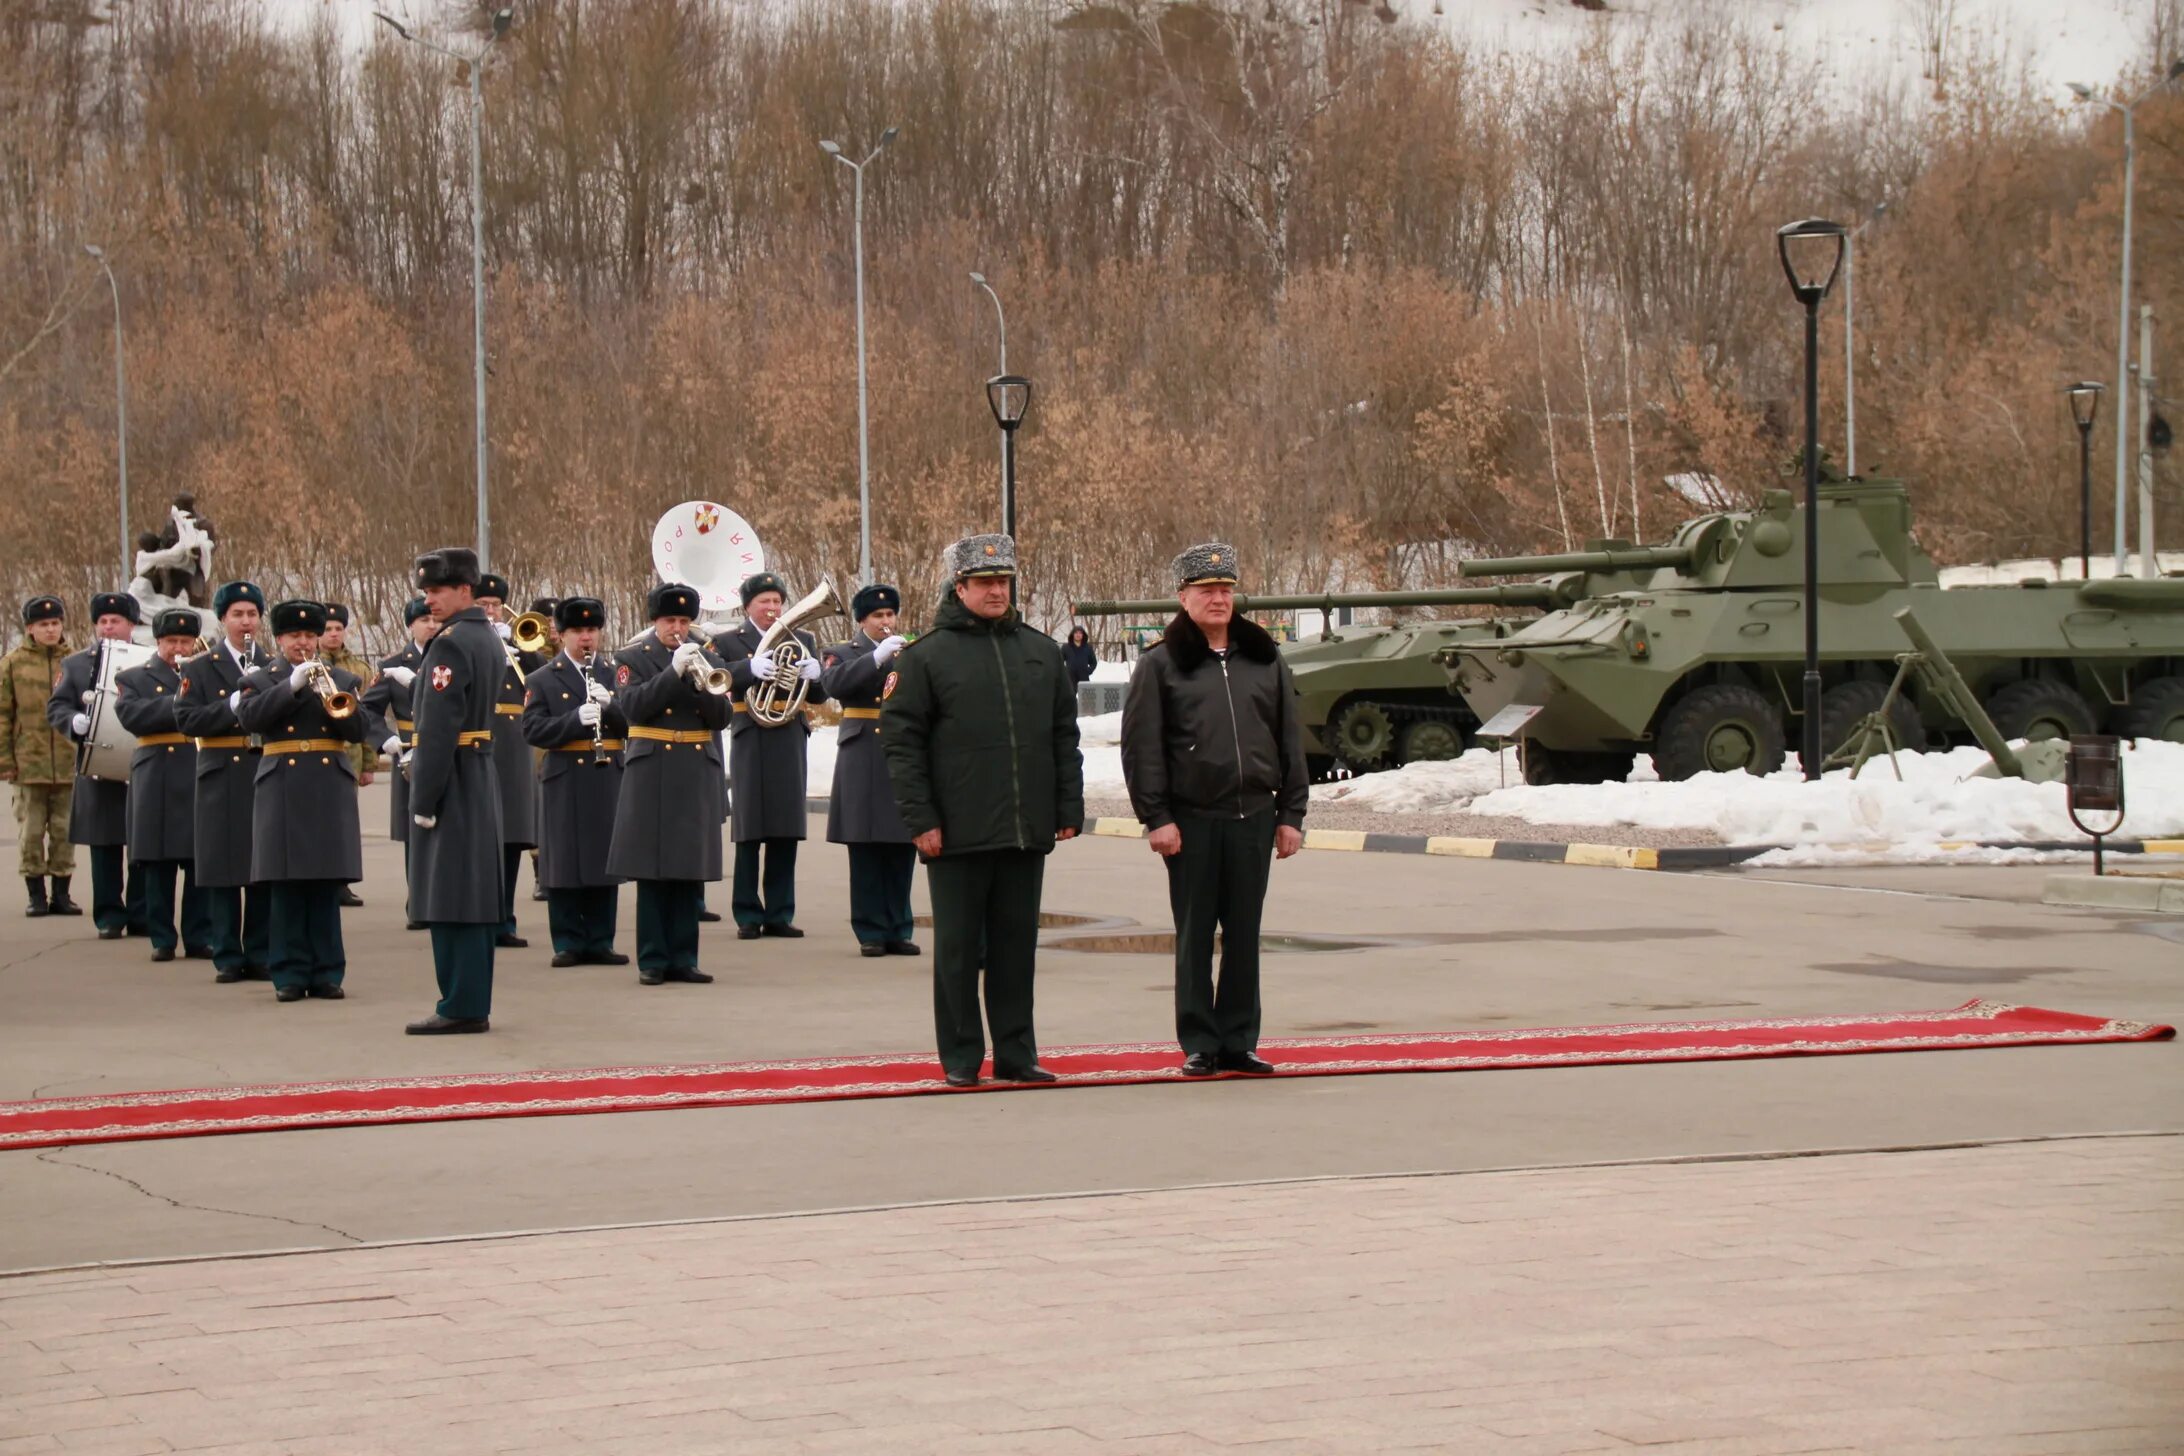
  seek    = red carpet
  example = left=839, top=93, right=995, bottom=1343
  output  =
left=1, top=999, right=2168, bottom=1152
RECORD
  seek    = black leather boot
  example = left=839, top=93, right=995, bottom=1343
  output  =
left=47, top=877, right=83, bottom=916
left=24, top=877, right=49, bottom=918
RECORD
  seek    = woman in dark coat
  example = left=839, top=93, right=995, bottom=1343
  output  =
left=1061, top=625, right=1099, bottom=686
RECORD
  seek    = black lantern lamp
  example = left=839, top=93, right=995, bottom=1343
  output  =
left=2064, top=734, right=2126, bottom=875
left=1776, top=218, right=1847, bottom=780
left=2067, top=382, right=2104, bottom=581
left=985, top=373, right=1033, bottom=539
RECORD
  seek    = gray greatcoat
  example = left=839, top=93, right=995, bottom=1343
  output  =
left=48, top=646, right=128, bottom=846
left=521, top=651, right=627, bottom=890
left=112, top=657, right=196, bottom=863
left=358, top=640, right=426, bottom=843
left=818, top=630, right=911, bottom=846
left=606, top=629, right=731, bottom=882
left=176, top=640, right=273, bottom=887
left=235, top=663, right=367, bottom=883
left=716, top=618, right=819, bottom=843
left=407, top=608, right=506, bottom=923
left=489, top=644, right=540, bottom=849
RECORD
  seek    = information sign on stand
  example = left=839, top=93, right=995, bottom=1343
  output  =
left=1474, top=703, right=1545, bottom=788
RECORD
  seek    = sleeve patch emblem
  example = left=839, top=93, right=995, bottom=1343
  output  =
left=430, top=665, right=453, bottom=691
left=882, top=670, right=899, bottom=700
left=616, top=664, right=631, bottom=687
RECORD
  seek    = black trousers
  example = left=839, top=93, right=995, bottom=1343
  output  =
left=731, top=839, right=798, bottom=927
left=847, top=842, right=917, bottom=946
left=268, top=879, right=347, bottom=991
left=205, top=883, right=270, bottom=972
left=635, top=880, right=702, bottom=971
left=89, top=844, right=146, bottom=935
left=499, top=844, right=523, bottom=936
left=1166, top=810, right=1277, bottom=1057
left=927, top=849, right=1045, bottom=1077
left=430, top=923, right=496, bottom=1020
left=547, top=885, right=619, bottom=957
left=135, top=859, right=215, bottom=955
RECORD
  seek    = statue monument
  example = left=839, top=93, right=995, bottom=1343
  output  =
left=127, top=493, right=218, bottom=639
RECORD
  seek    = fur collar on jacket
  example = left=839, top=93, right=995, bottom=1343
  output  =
left=1162, top=611, right=1278, bottom=672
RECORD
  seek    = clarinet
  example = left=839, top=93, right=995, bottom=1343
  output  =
left=585, top=651, right=608, bottom=765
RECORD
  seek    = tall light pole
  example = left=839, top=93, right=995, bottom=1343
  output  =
left=2067, top=382, right=2104, bottom=580
left=83, top=244, right=129, bottom=584
left=820, top=128, right=899, bottom=585
left=1842, top=200, right=1888, bottom=478
left=376, top=8, right=514, bottom=571
left=1777, top=218, right=1847, bottom=782
left=969, top=270, right=1008, bottom=520
left=2069, top=59, right=2184, bottom=577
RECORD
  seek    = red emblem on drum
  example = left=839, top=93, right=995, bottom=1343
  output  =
left=616, top=664, right=631, bottom=687
left=882, top=670, right=899, bottom=700
left=431, top=665, right=453, bottom=691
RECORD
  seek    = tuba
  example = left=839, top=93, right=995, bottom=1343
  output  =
left=748, top=579, right=849, bottom=727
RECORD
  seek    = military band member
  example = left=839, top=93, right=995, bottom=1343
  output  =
left=112, top=610, right=216, bottom=962
left=317, top=603, right=375, bottom=908
left=50, top=591, right=148, bottom=940
left=520, top=597, right=629, bottom=967
left=882, top=535, right=1084, bottom=1087
left=523, top=596, right=562, bottom=904
left=359, top=598, right=436, bottom=929
left=1, top=595, right=79, bottom=917
left=818, top=584, right=918, bottom=957
left=474, top=573, right=537, bottom=948
left=234, top=601, right=367, bottom=1001
left=716, top=572, right=822, bottom=939
left=406, top=548, right=505, bottom=1034
left=177, top=581, right=272, bottom=981
left=1120, top=543, right=1308, bottom=1076
left=607, top=583, right=732, bottom=985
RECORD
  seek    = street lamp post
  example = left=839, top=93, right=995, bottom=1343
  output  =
left=969, top=271, right=1008, bottom=520
left=83, top=244, right=128, bottom=584
left=1843, top=201, right=1887, bottom=478
left=820, top=128, right=899, bottom=585
left=985, top=375, right=1033, bottom=540
left=375, top=8, right=513, bottom=571
left=2067, top=382, right=2104, bottom=581
left=2069, top=59, right=2184, bottom=577
left=1776, top=218, right=1848, bottom=782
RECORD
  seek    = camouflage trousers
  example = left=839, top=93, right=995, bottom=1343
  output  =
left=11, top=783, right=75, bottom=877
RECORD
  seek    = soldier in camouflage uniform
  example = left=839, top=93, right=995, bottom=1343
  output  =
left=0, top=595, right=80, bottom=917
left=318, top=603, right=377, bottom=907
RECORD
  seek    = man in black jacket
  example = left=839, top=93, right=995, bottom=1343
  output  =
left=882, top=534, right=1083, bottom=1088
left=1120, top=542, right=1308, bottom=1076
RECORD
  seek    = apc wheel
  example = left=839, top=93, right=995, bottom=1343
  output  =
left=1819, top=680, right=1923, bottom=761
left=1985, top=678, right=2095, bottom=742
left=1331, top=701, right=1396, bottom=768
left=1653, top=684, right=1786, bottom=781
left=1523, top=744, right=1636, bottom=786
left=2114, top=676, right=2184, bottom=742
left=1398, top=718, right=1464, bottom=765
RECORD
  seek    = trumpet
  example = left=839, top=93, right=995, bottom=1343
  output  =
left=674, top=624, right=732, bottom=696
left=510, top=610, right=553, bottom=656
left=302, top=660, right=357, bottom=719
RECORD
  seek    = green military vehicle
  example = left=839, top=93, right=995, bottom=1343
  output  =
left=1441, top=476, right=2184, bottom=784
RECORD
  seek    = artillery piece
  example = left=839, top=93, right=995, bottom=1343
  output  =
left=1441, top=476, right=2184, bottom=784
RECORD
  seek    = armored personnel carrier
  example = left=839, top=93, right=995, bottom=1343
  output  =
left=1441, top=476, right=2184, bottom=784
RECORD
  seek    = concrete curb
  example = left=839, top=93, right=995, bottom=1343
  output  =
left=2042, top=872, right=2184, bottom=914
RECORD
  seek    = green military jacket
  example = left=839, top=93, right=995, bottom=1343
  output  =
left=880, top=592, right=1084, bottom=857
left=0, top=637, right=74, bottom=786
left=320, top=645, right=378, bottom=779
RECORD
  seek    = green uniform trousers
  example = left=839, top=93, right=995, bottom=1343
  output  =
left=927, top=848, right=1045, bottom=1078
left=635, top=880, right=702, bottom=972
left=732, top=839, right=798, bottom=927
left=847, top=842, right=916, bottom=947
left=205, top=885, right=270, bottom=974
left=429, top=924, right=496, bottom=1020
left=1165, top=810, right=1276, bottom=1057
left=12, top=783, right=73, bottom=877
left=136, top=860, right=215, bottom=957
left=89, top=844, right=147, bottom=936
left=547, top=885, right=619, bottom=958
left=268, top=880, right=346, bottom=991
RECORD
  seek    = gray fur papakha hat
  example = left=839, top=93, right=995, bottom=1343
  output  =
left=1173, top=542, right=1239, bottom=587
left=946, top=533, right=1017, bottom=579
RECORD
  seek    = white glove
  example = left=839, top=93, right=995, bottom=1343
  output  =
left=288, top=661, right=312, bottom=690
left=586, top=678, right=614, bottom=706
left=873, top=634, right=906, bottom=664
left=226, top=689, right=244, bottom=713
left=577, top=702, right=601, bottom=728
left=412, top=814, right=436, bottom=830
left=384, top=665, right=416, bottom=688
left=80, top=689, right=95, bottom=706
left=70, top=712, right=90, bottom=736
left=494, top=621, right=512, bottom=641
left=671, top=640, right=703, bottom=672
left=749, top=648, right=776, bottom=678
left=381, top=735, right=402, bottom=758
left=798, top=656, right=823, bottom=682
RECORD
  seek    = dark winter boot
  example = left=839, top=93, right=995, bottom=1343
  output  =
left=24, top=877, right=48, bottom=918
left=47, top=876, right=83, bottom=916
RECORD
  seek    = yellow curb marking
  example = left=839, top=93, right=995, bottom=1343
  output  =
left=1425, top=837, right=1496, bottom=858
left=1302, top=828, right=1367, bottom=852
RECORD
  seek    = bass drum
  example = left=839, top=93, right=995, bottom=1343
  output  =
left=76, top=640, right=156, bottom=782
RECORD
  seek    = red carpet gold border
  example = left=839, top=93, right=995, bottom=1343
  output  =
left=0, top=1000, right=2168, bottom=1151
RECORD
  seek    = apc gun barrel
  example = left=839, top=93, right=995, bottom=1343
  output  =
left=1071, top=586, right=1561, bottom=616
left=1457, top=545, right=1694, bottom=578
left=2076, top=577, right=2184, bottom=609
left=1893, top=607, right=2023, bottom=779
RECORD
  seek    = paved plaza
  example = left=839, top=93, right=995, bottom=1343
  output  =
left=0, top=783, right=2179, bottom=1451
